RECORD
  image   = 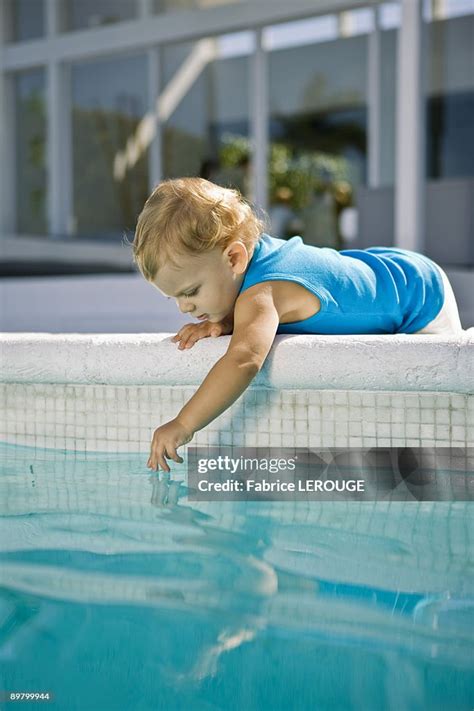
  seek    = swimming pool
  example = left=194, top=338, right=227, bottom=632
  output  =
left=1, top=333, right=473, bottom=710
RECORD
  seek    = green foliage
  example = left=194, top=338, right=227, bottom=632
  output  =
left=218, top=133, right=351, bottom=210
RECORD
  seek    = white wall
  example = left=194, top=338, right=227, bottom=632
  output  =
left=0, top=274, right=189, bottom=333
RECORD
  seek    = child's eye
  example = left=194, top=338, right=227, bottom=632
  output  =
left=185, top=287, right=199, bottom=297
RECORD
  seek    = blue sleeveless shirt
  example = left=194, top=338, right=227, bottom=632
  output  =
left=239, top=234, right=444, bottom=334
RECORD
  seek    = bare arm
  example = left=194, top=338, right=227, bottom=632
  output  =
left=177, top=286, right=279, bottom=432
left=147, top=284, right=280, bottom=471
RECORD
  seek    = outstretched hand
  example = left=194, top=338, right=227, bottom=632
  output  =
left=147, top=417, right=193, bottom=472
left=171, top=316, right=233, bottom=350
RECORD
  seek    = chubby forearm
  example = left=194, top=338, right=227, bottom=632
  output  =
left=177, top=352, right=258, bottom=433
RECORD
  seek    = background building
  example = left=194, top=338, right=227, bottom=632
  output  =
left=1, top=0, right=473, bottom=331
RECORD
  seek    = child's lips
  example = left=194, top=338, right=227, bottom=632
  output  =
left=196, top=314, right=208, bottom=320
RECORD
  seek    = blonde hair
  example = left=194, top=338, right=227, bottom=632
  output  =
left=132, top=177, right=266, bottom=281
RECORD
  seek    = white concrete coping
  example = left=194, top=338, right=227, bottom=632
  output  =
left=1, top=331, right=473, bottom=393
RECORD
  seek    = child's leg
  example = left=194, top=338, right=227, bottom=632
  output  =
left=415, top=266, right=463, bottom=335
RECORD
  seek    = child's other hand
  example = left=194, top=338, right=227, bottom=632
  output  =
left=147, top=417, right=193, bottom=472
left=171, top=316, right=233, bottom=350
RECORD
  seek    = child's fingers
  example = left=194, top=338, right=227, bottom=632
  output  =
left=173, top=322, right=197, bottom=339
left=176, top=334, right=190, bottom=349
left=147, top=441, right=168, bottom=472
left=185, top=334, right=201, bottom=348
left=184, top=324, right=217, bottom=348
left=156, top=449, right=170, bottom=473
left=148, top=437, right=185, bottom=471
left=175, top=323, right=216, bottom=349
left=147, top=452, right=157, bottom=471
left=165, top=445, right=184, bottom=464
left=178, top=337, right=190, bottom=350
left=147, top=453, right=158, bottom=469
left=178, top=328, right=198, bottom=348
left=172, top=328, right=189, bottom=342
left=180, top=332, right=199, bottom=349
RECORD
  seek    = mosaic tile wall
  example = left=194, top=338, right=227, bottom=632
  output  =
left=1, top=383, right=472, bottom=452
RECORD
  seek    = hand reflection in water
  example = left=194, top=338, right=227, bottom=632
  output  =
left=149, top=472, right=182, bottom=507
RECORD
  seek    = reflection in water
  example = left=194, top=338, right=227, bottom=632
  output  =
left=0, top=443, right=473, bottom=710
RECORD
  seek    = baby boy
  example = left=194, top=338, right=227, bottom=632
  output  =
left=133, top=177, right=462, bottom=472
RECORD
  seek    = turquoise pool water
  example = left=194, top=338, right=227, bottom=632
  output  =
left=1, top=442, right=473, bottom=711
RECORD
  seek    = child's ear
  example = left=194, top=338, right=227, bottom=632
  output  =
left=224, top=241, right=248, bottom=275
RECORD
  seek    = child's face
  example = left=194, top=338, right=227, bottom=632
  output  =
left=153, top=242, right=249, bottom=323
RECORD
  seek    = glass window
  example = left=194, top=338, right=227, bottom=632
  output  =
left=15, top=70, right=47, bottom=234
left=71, top=54, right=149, bottom=239
left=425, top=12, right=474, bottom=179
left=154, top=0, right=242, bottom=13
left=64, top=0, right=137, bottom=31
left=426, top=0, right=474, bottom=21
left=377, top=2, right=474, bottom=181
left=265, top=16, right=368, bottom=248
left=162, top=32, right=253, bottom=198
left=379, top=2, right=401, bottom=30
left=7, top=0, right=45, bottom=42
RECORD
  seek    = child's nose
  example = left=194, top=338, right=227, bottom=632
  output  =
left=178, top=300, right=194, bottom=314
